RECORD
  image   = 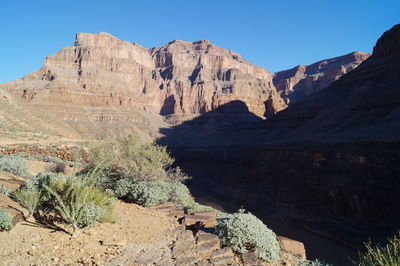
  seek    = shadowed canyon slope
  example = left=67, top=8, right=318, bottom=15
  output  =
left=273, top=51, right=370, bottom=105
left=159, top=24, right=400, bottom=249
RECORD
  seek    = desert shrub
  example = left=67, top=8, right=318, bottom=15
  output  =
left=0, top=209, right=13, bottom=231
left=0, top=155, right=29, bottom=177
left=298, top=258, right=333, bottom=266
left=0, top=184, right=9, bottom=196
left=356, top=233, right=400, bottom=266
left=11, top=173, right=67, bottom=216
left=46, top=162, right=66, bottom=174
left=113, top=177, right=214, bottom=213
left=114, top=178, right=171, bottom=206
left=11, top=188, right=41, bottom=215
left=215, top=209, right=280, bottom=262
left=87, top=135, right=174, bottom=180
left=35, top=155, right=64, bottom=164
left=44, top=175, right=116, bottom=235
left=79, top=203, right=107, bottom=227
left=24, top=172, right=64, bottom=191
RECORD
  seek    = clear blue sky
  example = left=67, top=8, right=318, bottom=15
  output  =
left=0, top=0, right=399, bottom=83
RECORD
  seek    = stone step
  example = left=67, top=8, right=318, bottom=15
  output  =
left=241, top=252, right=262, bottom=266
left=196, top=232, right=220, bottom=246
left=209, top=255, right=236, bottom=265
left=184, top=214, right=216, bottom=228
left=195, top=241, right=220, bottom=258
left=210, top=247, right=234, bottom=259
left=175, top=256, right=201, bottom=266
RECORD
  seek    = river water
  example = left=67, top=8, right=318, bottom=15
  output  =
left=190, top=187, right=359, bottom=266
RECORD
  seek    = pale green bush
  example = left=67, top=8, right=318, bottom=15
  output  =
left=0, top=155, right=29, bottom=177
left=11, top=173, right=66, bottom=215
left=113, top=178, right=214, bottom=213
left=0, top=209, right=13, bottom=231
left=215, top=209, right=280, bottom=262
left=11, top=188, right=41, bottom=215
left=114, top=178, right=171, bottom=206
left=356, top=233, right=400, bottom=266
left=78, top=203, right=106, bottom=227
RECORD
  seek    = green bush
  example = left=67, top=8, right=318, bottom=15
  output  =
left=356, top=234, right=400, bottom=266
left=298, top=258, right=333, bottom=266
left=113, top=177, right=214, bottom=213
left=114, top=178, right=172, bottom=206
left=44, top=175, right=116, bottom=236
left=0, top=155, right=29, bottom=177
left=87, top=135, right=174, bottom=180
left=215, top=209, right=280, bottom=262
left=11, top=188, right=41, bottom=215
left=0, top=209, right=13, bottom=231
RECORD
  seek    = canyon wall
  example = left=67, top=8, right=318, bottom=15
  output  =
left=0, top=33, right=288, bottom=138
left=273, top=52, right=370, bottom=104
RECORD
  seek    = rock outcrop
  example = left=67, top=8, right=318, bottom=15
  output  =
left=273, top=51, right=370, bottom=104
left=0, top=33, right=286, bottom=137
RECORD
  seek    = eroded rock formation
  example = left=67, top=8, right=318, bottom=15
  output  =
left=273, top=51, right=370, bottom=104
left=0, top=32, right=287, bottom=137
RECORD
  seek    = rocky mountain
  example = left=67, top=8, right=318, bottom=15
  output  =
left=0, top=33, right=287, bottom=138
left=273, top=51, right=370, bottom=104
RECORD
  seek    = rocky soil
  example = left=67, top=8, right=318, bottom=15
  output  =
left=0, top=201, right=177, bottom=265
left=0, top=188, right=303, bottom=266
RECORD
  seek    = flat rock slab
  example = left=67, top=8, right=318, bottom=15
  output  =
left=278, top=236, right=306, bottom=259
left=241, top=252, right=263, bottom=266
left=175, top=256, right=201, bottom=265
left=210, top=247, right=234, bottom=259
left=196, top=232, right=220, bottom=246
left=184, top=214, right=216, bottom=228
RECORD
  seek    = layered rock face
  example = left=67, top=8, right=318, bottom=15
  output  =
left=150, top=40, right=285, bottom=120
left=0, top=32, right=286, bottom=137
left=273, top=51, right=370, bottom=104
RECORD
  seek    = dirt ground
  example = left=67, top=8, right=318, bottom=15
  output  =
left=0, top=201, right=178, bottom=265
